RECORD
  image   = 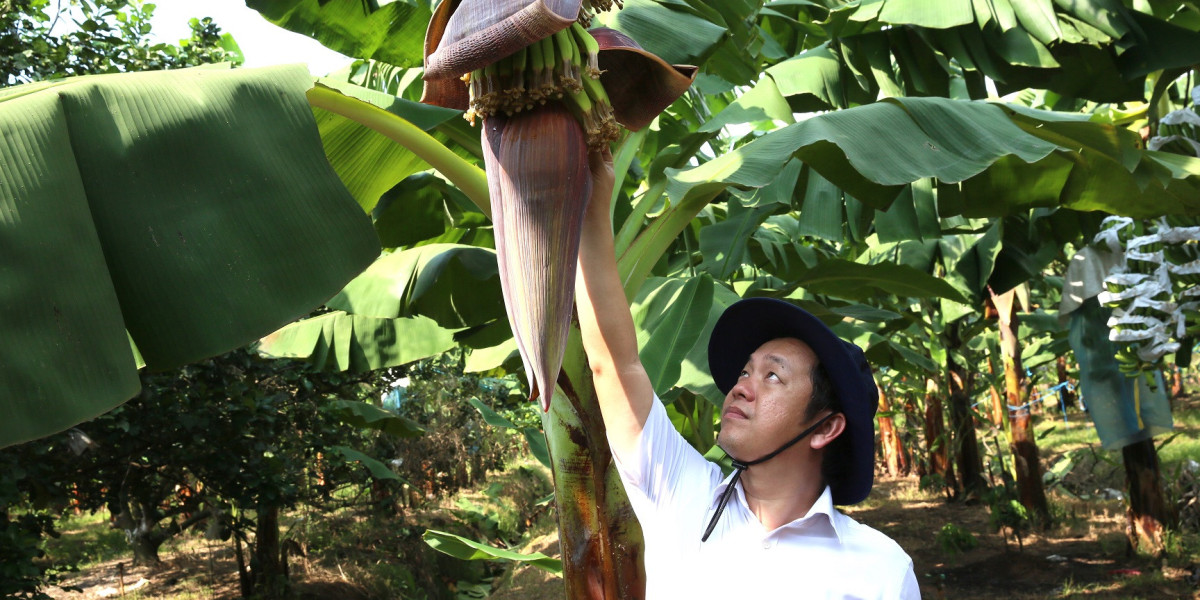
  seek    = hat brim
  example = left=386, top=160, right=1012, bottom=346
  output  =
left=707, top=297, right=877, bottom=505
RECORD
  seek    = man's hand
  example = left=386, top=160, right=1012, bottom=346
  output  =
left=575, top=147, right=654, bottom=459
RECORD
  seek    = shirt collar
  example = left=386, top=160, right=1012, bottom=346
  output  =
left=710, top=475, right=847, bottom=545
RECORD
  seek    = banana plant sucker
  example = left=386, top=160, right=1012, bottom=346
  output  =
left=421, top=0, right=695, bottom=411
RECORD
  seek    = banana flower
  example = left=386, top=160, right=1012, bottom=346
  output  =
left=422, top=0, right=696, bottom=410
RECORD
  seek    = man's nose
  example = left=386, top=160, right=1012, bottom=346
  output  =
left=729, top=378, right=754, bottom=401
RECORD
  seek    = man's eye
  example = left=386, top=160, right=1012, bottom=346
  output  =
left=738, top=370, right=749, bottom=378
left=767, top=372, right=780, bottom=381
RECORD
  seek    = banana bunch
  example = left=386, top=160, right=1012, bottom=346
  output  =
left=1149, top=100, right=1200, bottom=157
left=1097, top=86, right=1200, bottom=376
left=463, top=23, right=619, bottom=150
left=1096, top=215, right=1200, bottom=375
left=578, top=0, right=623, bottom=26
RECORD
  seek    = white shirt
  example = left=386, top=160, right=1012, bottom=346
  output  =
left=611, top=398, right=921, bottom=599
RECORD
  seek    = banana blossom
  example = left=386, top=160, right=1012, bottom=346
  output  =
left=422, top=0, right=696, bottom=410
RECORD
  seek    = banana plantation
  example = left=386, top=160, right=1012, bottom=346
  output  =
left=4, top=0, right=1200, bottom=598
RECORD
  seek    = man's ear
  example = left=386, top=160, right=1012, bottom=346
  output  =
left=809, top=413, right=845, bottom=450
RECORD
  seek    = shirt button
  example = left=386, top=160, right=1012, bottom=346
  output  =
left=761, top=539, right=772, bottom=549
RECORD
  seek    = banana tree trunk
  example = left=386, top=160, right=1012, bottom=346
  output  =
left=1170, top=365, right=1184, bottom=404
left=923, top=378, right=957, bottom=497
left=877, top=385, right=910, bottom=477
left=993, top=290, right=1050, bottom=524
left=986, top=354, right=1007, bottom=427
left=542, top=332, right=645, bottom=599
left=947, top=354, right=986, bottom=500
left=1122, top=438, right=1177, bottom=555
left=945, top=323, right=985, bottom=500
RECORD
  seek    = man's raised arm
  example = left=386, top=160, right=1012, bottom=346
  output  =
left=575, top=149, right=655, bottom=458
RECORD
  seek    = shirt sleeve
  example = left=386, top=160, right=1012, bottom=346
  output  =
left=607, top=396, right=719, bottom=516
left=898, top=559, right=921, bottom=599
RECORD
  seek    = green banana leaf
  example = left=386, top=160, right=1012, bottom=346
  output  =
left=784, top=259, right=970, bottom=304
left=699, top=203, right=779, bottom=280
left=310, top=78, right=484, bottom=218
left=423, top=529, right=563, bottom=576
left=762, top=0, right=1198, bottom=104
left=325, top=398, right=425, bottom=437
left=608, top=0, right=731, bottom=74
left=666, top=97, right=1200, bottom=218
left=326, top=244, right=504, bottom=329
left=329, top=445, right=406, bottom=482
left=671, top=283, right=743, bottom=406
left=245, top=0, right=432, bottom=69
left=0, top=65, right=379, bottom=449
left=630, top=275, right=715, bottom=395
left=258, top=311, right=458, bottom=372
left=466, top=397, right=551, bottom=469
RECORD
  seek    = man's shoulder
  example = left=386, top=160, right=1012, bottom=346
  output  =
left=832, top=508, right=912, bottom=563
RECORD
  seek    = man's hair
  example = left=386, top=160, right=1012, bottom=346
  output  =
left=804, top=363, right=837, bottom=420
left=805, top=362, right=849, bottom=492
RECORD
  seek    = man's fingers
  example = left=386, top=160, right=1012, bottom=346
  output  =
left=589, top=146, right=614, bottom=175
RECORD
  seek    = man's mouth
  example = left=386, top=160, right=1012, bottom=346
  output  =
left=723, top=406, right=748, bottom=420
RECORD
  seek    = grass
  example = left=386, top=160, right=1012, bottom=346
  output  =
left=1034, top=395, right=1200, bottom=476
left=44, top=510, right=128, bottom=570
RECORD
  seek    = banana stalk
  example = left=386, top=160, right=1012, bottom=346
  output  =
left=420, top=4, right=696, bottom=595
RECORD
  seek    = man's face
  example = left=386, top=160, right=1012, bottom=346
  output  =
left=717, top=337, right=818, bottom=460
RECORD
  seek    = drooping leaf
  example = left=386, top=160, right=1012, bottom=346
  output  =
left=372, top=174, right=463, bottom=248
left=609, top=0, right=727, bottom=68
left=0, top=65, right=379, bottom=449
left=631, top=275, right=716, bottom=394
left=785, top=259, right=970, bottom=303
left=245, top=0, right=432, bottom=68
left=423, top=529, right=563, bottom=575
left=699, top=203, right=777, bottom=279
left=327, top=244, right=504, bottom=329
left=666, top=96, right=1200, bottom=218
left=311, top=79, right=478, bottom=215
left=467, top=397, right=552, bottom=469
left=670, top=283, right=743, bottom=406
left=878, top=0, right=975, bottom=29
left=258, top=312, right=459, bottom=372
left=326, top=399, right=425, bottom=438
left=698, top=68, right=794, bottom=133
left=329, top=445, right=406, bottom=482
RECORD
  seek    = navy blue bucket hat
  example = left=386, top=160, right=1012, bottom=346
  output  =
left=707, top=297, right=878, bottom=506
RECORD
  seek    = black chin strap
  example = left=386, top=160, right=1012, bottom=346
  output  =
left=701, top=412, right=836, bottom=542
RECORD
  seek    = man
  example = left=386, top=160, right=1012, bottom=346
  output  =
left=575, top=150, right=920, bottom=598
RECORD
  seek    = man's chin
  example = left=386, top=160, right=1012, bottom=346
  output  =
left=716, top=432, right=743, bottom=454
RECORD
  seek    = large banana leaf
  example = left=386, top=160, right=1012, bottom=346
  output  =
left=326, top=244, right=503, bottom=329
left=765, top=0, right=1200, bottom=105
left=246, top=0, right=432, bottom=69
left=630, top=275, right=715, bottom=395
left=0, top=65, right=380, bottom=448
left=666, top=97, right=1200, bottom=218
left=781, top=259, right=970, bottom=304
left=258, top=311, right=458, bottom=372
left=310, top=78, right=484, bottom=218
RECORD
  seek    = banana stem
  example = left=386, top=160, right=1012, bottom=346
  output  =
left=306, top=85, right=492, bottom=218
left=615, top=178, right=663, bottom=257
left=618, top=188, right=719, bottom=298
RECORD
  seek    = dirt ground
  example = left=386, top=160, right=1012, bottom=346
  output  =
left=45, top=398, right=1200, bottom=600
left=488, top=476, right=1200, bottom=600
left=44, top=541, right=375, bottom=600
left=45, top=478, right=1200, bottom=600
left=850, top=478, right=1198, bottom=600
